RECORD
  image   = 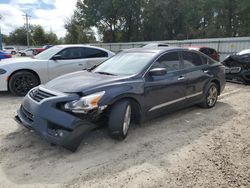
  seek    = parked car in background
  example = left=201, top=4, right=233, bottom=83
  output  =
left=142, top=43, right=169, bottom=48
left=43, top=45, right=53, bottom=49
left=34, top=48, right=45, bottom=55
left=222, top=49, right=250, bottom=84
left=15, top=47, right=225, bottom=151
left=0, top=50, right=12, bottom=60
left=188, top=46, right=220, bottom=62
left=0, top=45, right=115, bottom=96
left=18, top=48, right=36, bottom=56
left=3, top=47, right=17, bottom=55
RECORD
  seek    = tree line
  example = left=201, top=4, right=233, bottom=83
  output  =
left=3, top=25, right=60, bottom=46
left=2, top=0, right=250, bottom=45
left=71, top=0, right=250, bottom=43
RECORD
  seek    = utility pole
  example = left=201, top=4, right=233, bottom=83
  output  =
left=0, top=15, right=2, bottom=50
left=23, top=13, right=31, bottom=47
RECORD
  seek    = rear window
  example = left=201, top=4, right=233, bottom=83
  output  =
left=84, top=48, right=108, bottom=58
left=201, top=55, right=216, bottom=65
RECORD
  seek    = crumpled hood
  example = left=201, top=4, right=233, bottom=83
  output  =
left=0, top=57, right=46, bottom=66
left=44, top=71, right=128, bottom=93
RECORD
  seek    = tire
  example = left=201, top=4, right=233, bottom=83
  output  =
left=11, top=51, right=16, bottom=55
left=9, top=71, right=40, bottom=96
left=108, top=100, right=132, bottom=140
left=200, top=82, right=219, bottom=108
left=21, top=53, right=25, bottom=56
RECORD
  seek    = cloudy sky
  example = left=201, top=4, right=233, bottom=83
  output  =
left=0, top=0, right=78, bottom=38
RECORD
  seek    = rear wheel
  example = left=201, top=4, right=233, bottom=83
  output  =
left=9, top=71, right=40, bottom=96
left=200, top=82, right=218, bottom=108
left=108, top=100, right=132, bottom=140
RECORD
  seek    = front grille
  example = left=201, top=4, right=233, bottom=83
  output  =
left=29, top=88, right=56, bottom=102
left=21, top=106, right=34, bottom=122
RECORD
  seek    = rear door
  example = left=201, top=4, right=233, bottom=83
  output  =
left=144, top=51, right=187, bottom=114
left=83, top=47, right=109, bottom=68
left=180, top=51, right=212, bottom=103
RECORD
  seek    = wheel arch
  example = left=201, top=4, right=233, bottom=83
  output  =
left=7, top=69, right=41, bottom=89
left=109, top=96, right=142, bottom=124
left=210, top=78, right=221, bottom=95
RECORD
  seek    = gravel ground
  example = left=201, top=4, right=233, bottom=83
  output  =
left=0, top=83, right=249, bottom=188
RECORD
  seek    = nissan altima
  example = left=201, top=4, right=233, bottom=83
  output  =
left=15, top=47, right=226, bottom=151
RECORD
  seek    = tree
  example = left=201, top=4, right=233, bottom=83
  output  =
left=64, top=17, right=96, bottom=44
left=32, top=25, right=46, bottom=46
left=45, top=31, right=59, bottom=44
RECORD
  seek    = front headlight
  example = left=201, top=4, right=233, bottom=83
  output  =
left=64, top=91, right=105, bottom=113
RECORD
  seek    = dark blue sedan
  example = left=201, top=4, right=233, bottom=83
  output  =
left=15, top=47, right=226, bottom=151
left=0, top=50, right=12, bottom=60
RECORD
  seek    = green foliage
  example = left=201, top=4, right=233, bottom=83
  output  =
left=64, top=17, right=96, bottom=44
left=4, top=24, right=59, bottom=46
left=71, top=0, right=250, bottom=42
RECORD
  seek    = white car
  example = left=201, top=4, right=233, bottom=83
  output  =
left=18, top=48, right=36, bottom=56
left=0, top=45, right=114, bottom=96
left=3, top=47, right=17, bottom=55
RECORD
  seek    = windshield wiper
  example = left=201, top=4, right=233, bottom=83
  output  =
left=95, top=71, right=117, bottom=76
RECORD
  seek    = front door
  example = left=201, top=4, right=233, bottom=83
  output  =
left=144, top=51, right=187, bottom=115
left=48, top=47, right=87, bottom=80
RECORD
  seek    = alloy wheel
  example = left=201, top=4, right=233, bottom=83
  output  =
left=207, top=85, right=218, bottom=107
left=123, top=105, right=131, bottom=135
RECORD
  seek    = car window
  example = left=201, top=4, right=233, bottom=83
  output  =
left=83, top=48, right=108, bottom=58
left=182, top=51, right=203, bottom=69
left=201, top=54, right=216, bottom=65
left=152, top=52, right=180, bottom=72
left=58, top=47, right=83, bottom=60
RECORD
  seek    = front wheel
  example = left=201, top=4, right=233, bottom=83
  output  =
left=9, top=71, right=40, bottom=96
left=200, top=83, right=219, bottom=108
left=108, top=100, right=132, bottom=140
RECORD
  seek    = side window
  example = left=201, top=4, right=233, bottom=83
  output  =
left=152, top=52, right=180, bottom=72
left=201, top=55, right=215, bottom=65
left=182, top=51, right=203, bottom=69
left=84, top=48, right=108, bottom=58
left=58, top=48, right=83, bottom=59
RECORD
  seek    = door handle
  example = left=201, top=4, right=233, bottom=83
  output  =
left=178, top=76, right=185, bottom=81
left=78, top=64, right=83, bottom=66
left=203, top=70, right=209, bottom=73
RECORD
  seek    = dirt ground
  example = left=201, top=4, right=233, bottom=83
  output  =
left=0, top=83, right=249, bottom=188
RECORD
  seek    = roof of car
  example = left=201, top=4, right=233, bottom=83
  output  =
left=54, top=44, right=113, bottom=53
left=122, top=47, right=185, bottom=54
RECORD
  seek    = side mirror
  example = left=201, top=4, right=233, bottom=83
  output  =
left=149, top=68, right=167, bottom=76
left=51, top=54, right=62, bottom=60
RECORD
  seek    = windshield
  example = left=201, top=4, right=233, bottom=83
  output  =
left=34, top=46, right=64, bottom=60
left=93, top=52, right=155, bottom=76
left=237, top=49, right=250, bottom=55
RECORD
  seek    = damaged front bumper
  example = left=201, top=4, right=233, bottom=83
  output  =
left=15, top=87, right=105, bottom=152
left=225, top=67, right=250, bottom=84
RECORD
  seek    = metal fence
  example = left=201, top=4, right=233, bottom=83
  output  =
left=90, top=37, right=250, bottom=60
left=7, top=37, right=250, bottom=61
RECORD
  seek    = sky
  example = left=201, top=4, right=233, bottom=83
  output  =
left=0, top=0, right=78, bottom=38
